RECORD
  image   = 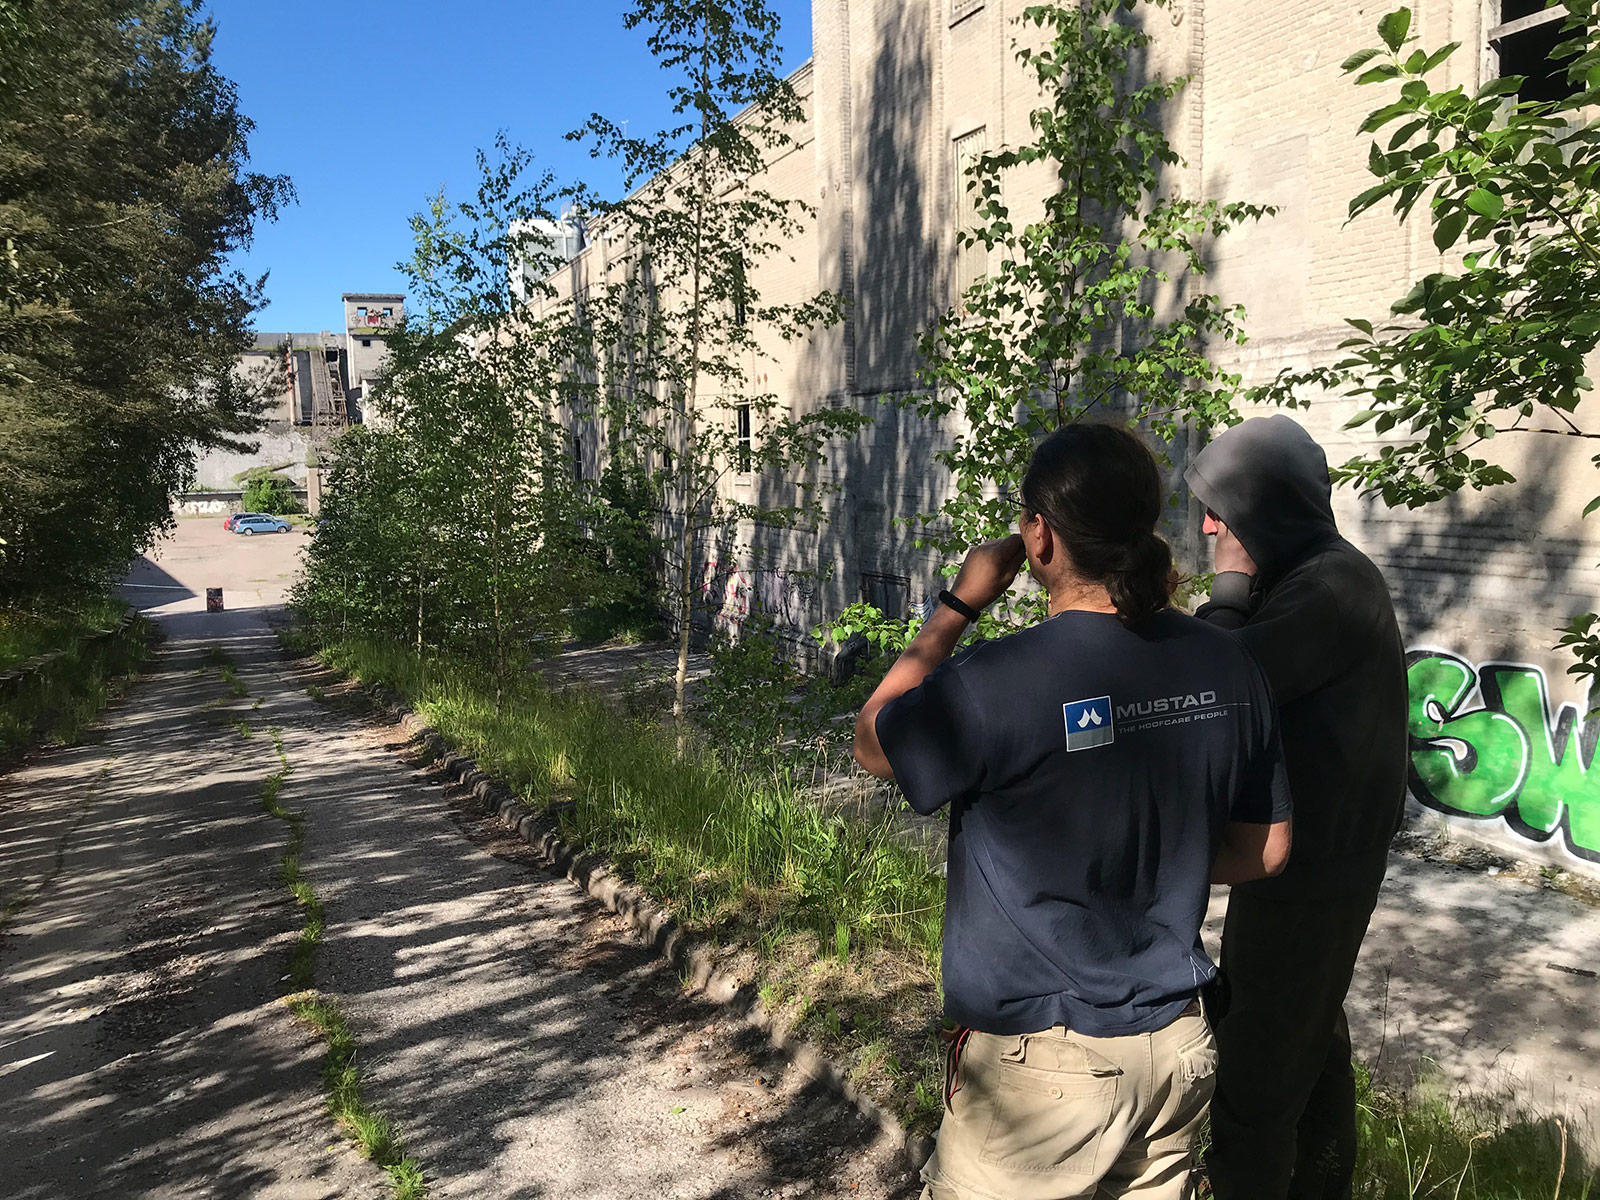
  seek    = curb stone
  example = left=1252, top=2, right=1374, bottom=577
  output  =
left=359, top=683, right=938, bottom=1176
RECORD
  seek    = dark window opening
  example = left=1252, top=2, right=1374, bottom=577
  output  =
left=1493, top=3, right=1582, bottom=104
left=357, top=306, right=367, bottom=317
left=735, top=403, right=752, bottom=473
left=572, top=434, right=583, bottom=483
left=381, top=306, right=393, bottom=317
left=861, top=571, right=911, bottom=619
left=732, top=254, right=748, bottom=327
left=361, top=338, right=372, bottom=347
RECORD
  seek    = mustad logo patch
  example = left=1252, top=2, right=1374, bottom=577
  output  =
left=1063, top=696, right=1115, bottom=751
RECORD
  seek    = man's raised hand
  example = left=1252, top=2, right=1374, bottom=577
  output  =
left=950, top=534, right=1028, bottom=611
left=1212, top=522, right=1258, bottom=578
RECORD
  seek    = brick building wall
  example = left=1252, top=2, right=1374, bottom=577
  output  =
left=542, top=0, right=1600, bottom=875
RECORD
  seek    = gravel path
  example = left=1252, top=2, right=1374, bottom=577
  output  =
left=2, top=522, right=916, bottom=1198
left=0, top=615, right=383, bottom=1199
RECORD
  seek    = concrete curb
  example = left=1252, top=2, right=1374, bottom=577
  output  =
left=360, top=684, right=937, bottom=1174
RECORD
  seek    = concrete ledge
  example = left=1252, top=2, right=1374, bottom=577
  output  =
left=0, top=613, right=143, bottom=696
left=362, top=684, right=936, bottom=1173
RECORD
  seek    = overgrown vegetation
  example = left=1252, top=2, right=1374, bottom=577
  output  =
left=0, top=0, right=289, bottom=605
left=291, top=140, right=598, bottom=694
left=241, top=473, right=303, bottom=516
left=1343, top=1063, right=1595, bottom=1200
left=0, top=601, right=146, bottom=754
left=822, top=0, right=1268, bottom=649
left=0, top=595, right=129, bottom=671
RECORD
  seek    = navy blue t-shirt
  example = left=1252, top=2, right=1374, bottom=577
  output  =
left=876, top=608, right=1290, bottom=1037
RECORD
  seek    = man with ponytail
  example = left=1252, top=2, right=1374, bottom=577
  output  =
left=854, top=423, right=1292, bottom=1199
left=1186, top=416, right=1407, bottom=1200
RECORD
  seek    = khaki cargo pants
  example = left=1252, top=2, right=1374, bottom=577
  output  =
left=920, top=1008, right=1216, bottom=1200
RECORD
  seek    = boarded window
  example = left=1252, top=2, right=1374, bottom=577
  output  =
left=861, top=571, right=911, bottom=619
left=954, top=127, right=988, bottom=300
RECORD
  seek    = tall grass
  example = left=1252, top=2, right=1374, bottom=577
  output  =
left=313, top=636, right=946, bottom=966
left=0, top=595, right=129, bottom=670
left=306, top=633, right=1598, bottom=1192
left=1349, top=1063, right=1595, bottom=1199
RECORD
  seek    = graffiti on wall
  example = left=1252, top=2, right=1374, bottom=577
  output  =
left=1408, top=649, right=1600, bottom=862
left=698, top=559, right=812, bottom=635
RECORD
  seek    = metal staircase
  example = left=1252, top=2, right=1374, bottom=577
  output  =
left=309, top=340, right=348, bottom=428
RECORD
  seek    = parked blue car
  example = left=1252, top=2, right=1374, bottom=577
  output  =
left=232, top=514, right=292, bottom=536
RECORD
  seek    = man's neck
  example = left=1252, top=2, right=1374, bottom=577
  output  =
left=1046, top=577, right=1117, bottom=617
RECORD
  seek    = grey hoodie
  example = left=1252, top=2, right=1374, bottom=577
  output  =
left=1186, top=416, right=1407, bottom=888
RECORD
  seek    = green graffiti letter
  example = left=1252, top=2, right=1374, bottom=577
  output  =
left=1484, top=665, right=1600, bottom=856
left=1407, top=654, right=1529, bottom=817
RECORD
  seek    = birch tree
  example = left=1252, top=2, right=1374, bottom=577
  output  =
left=572, top=0, right=867, bottom=722
left=910, top=0, right=1268, bottom=626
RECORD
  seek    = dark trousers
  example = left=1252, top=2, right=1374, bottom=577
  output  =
left=1206, top=859, right=1386, bottom=1200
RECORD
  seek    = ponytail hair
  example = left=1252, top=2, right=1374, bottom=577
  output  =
left=1019, top=423, right=1176, bottom=623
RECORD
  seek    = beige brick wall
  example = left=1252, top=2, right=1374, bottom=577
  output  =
left=534, top=0, right=1600, bottom=869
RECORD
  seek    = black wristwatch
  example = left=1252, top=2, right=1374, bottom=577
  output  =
left=938, top=589, right=982, bottom=623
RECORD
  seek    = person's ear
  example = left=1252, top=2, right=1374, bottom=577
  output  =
left=1021, top=509, right=1053, bottom=566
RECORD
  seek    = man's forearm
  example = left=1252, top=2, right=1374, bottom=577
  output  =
left=1210, top=819, right=1292, bottom=884
left=1195, top=570, right=1254, bottom=631
left=852, top=605, right=971, bottom=778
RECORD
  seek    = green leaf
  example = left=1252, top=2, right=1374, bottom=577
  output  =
left=1475, top=75, right=1525, bottom=100
left=1342, top=47, right=1384, bottom=73
left=1420, top=41, right=1461, bottom=74
left=1586, top=496, right=1600, bottom=518
left=1378, top=8, right=1412, bottom=52
left=1357, top=63, right=1404, bottom=84
left=1464, top=187, right=1504, bottom=218
left=1350, top=179, right=1402, bottom=217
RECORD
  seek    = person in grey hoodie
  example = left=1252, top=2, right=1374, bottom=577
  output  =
left=1185, top=416, right=1408, bottom=1199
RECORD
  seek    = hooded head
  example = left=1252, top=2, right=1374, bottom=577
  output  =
left=1184, top=416, right=1339, bottom=579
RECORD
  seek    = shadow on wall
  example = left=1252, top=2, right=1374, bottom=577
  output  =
left=1362, top=437, right=1585, bottom=662
left=809, top=1, right=949, bottom=633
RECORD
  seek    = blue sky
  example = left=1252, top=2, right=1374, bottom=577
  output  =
left=210, top=1, right=815, bottom=334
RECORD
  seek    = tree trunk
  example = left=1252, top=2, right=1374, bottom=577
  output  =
left=672, top=47, right=710, bottom=733
left=491, top=469, right=505, bottom=711
left=672, top=514, right=695, bottom=724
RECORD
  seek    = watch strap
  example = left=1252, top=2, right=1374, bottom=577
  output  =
left=938, top=589, right=982, bottom=623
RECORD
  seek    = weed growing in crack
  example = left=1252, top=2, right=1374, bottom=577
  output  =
left=254, top=720, right=430, bottom=1197
left=234, top=720, right=253, bottom=739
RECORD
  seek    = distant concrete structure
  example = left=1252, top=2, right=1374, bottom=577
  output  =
left=342, top=292, right=404, bottom=420
left=188, top=292, right=405, bottom=499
